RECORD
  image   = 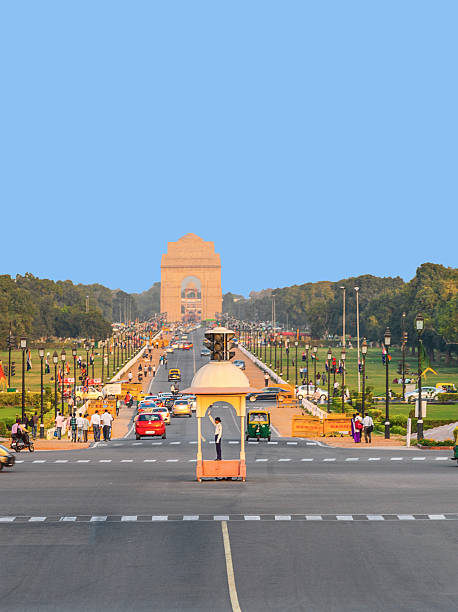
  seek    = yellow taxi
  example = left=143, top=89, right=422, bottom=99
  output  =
left=172, top=399, right=192, bottom=418
left=168, top=368, right=181, bottom=382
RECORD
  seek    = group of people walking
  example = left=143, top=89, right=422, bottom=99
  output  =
left=54, top=409, right=114, bottom=442
left=351, top=413, right=374, bottom=443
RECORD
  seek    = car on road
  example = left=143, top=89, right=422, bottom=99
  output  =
left=172, top=399, right=192, bottom=417
left=296, top=385, right=328, bottom=402
left=405, top=387, right=439, bottom=402
left=181, top=394, right=196, bottom=411
left=137, top=400, right=158, bottom=413
left=168, top=368, right=181, bottom=381
left=166, top=347, right=174, bottom=353
left=183, top=343, right=193, bottom=350
left=233, top=360, right=245, bottom=370
left=75, top=386, right=103, bottom=402
left=151, top=406, right=171, bottom=425
left=0, top=443, right=15, bottom=470
left=201, top=348, right=211, bottom=357
left=135, top=413, right=166, bottom=439
left=246, top=387, right=294, bottom=403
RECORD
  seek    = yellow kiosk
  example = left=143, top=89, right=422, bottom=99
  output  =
left=183, top=327, right=255, bottom=482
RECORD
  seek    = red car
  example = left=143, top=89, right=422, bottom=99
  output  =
left=135, top=413, right=166, bottom=440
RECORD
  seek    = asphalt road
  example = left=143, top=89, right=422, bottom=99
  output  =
left=1, top=327, right=457, bottom=611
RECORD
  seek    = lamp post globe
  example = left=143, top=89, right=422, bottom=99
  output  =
left=415, top=314, right=425, bottom=440
left=361, top=339, right=368, bottom=416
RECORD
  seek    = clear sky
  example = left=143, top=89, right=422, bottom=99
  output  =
left=1, top=1, right=456, bottom=296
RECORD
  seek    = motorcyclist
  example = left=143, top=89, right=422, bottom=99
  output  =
left=11, top=419, right=30, bottom=447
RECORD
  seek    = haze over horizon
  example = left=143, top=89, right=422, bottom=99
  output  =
left=2, top=1, right=457, bottom=295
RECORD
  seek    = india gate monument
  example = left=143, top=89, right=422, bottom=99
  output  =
left=160, top=234, right=222, bottom=322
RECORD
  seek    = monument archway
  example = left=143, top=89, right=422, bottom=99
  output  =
left=160, top=234, right=222, bottom=322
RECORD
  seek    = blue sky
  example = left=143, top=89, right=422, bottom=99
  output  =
left=1, top=1, right=456, bottom=296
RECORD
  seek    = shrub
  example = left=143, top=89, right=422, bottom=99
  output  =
left=417, top=438, right=455, bottom=447
left=368, top=408, right=383, bottom=420
left=390, top=425, right=407, bottom=435
left=454, top=427, right=458, bottom=443
left=436, top=393, right=458, bottom=402
left=0, top=421, right=7, bottom=437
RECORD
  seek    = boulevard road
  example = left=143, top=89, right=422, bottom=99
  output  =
left=1, top=328, right=457, bottom=611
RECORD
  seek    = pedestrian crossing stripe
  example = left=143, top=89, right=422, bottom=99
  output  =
left=1, top=514, right=457, bottom=523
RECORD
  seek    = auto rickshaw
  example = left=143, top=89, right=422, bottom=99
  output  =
left=246, top=410, right=271, bottom=441
left=0, top=443, right=16, bottom=471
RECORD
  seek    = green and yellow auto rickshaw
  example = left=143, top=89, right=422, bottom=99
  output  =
left=246, top=410, right=271, bottom=441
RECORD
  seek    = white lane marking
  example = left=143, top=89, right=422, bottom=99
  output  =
left=412, top=457, right=425, bottom=461
left=337, top=515, right=354, bottom=521
left=345, top=458, right=359, bottom=462
left=278, top=458, right=291, bottom=462
left=121, top=459, right=133, bottom=463
left=256, top=458, right=268, bottom=462
left=33, top=460, right=46, bottom=463
left=368, top=458, right=380, bottom=461
left=166, top=459, right=179, bottom=462
left=305, top=515, right=322, bottom=520
left=248, top=441, right=258, bottom=445
left=435, top=457, right=449, bottom=461
left=301, top=458, right=314, bottom=462
left=151, top=516, right=168, bottom=521
left=77, top=460, right=91, bottom=463
left=244, top=515, right=260, bottom=520
left=188, top=459, right=197, bottom=462
left=29, top=517, right=46, bottom=522
left=92, top=442, right=100, bottom=449
left=323, top=458, right=336, bottom=462
left=121, top=515, right=137, bottom=521
left=189, top=441, right=197, bottom=444
left=390, top=457, right=403, bottom=461
left=151, top=442, right=162, bottom=445
left=270, top=423, right=281, bottom=438
left=99, top=459, right=112, bottom=463
left=61, top=516, right=77, bottom=522
left=90, top=516, right=107, bottom=522
left=123, top=422, right=135, bottom=439
left=428, top=514, right=446, bottom=520
left=275, top=515, right=291, bottom=520
left=267, top=441, right=278, bottom=445
left=367, top=515, right=385, bottom=521
left=221, top=521, right=242, bottom=612
left=183, top=515, right=199, bottom=521
left=306, top=442, right=317, bottom=446
left=170, top=442, right=181, bottom=445
left=228, top=441, right=239, bottom=445
left=15, top=460, right=24, bottom=463
left=214, top=515, right=230, bottom=521
left=0, top=517, right=15, bottom=522
left=113, top=443, right=122, bottom=447
left=54, top=460, right=68, bottom=463
left=287, top=442, right=297, bottom=446
left=144, top=459, right=156, bottom=463
left=397, top=515, right=415, bottom=520
left=132, top=442, right=141, bottom=446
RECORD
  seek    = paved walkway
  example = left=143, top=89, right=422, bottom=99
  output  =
left=415, top=421, right=458, bottom=442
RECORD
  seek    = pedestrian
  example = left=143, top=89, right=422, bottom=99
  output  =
left=264, top=374, right=269, bottom=387
left=351, top=413, right=363, bottom=443
left=70, top=412, right=77, bottom=443
left=76, top=413, right=85, bottom=442
left=31, top=412, right=39, bottom=439
left=208, top=409, right=222, bottom=461
left=362, top=413, right=374, bottom=443
left=101, top=409, right=113, bottom=441
left=115, top=399, right=119, bottom=416
left=153, top=365, right=156, bottom=377
left=22, top=414, right=29, bottom=429
left=82, top=414, right=89, bottom=442
left=66, top=414, right=72, bottom=439
left=128, top=371, right=133, bottom=383
left=90, top=410, right=101, bottom=442
left=68, top=395, right=74, bottom=412
left=148, top=364, right=152, bottom=376
left=55, top=412, right=65, bottom=440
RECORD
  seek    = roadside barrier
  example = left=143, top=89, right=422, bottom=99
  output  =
left=292, top=415, right=323, bottom=437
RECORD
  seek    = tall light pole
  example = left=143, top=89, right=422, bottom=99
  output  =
left=91, top=338, right=95, bottom=379
left=279, top=338, right=283, bottom=376
left=20, top=337, right=27, bottom=423
left=53, top=351, right=59, bottom=417
left=415, top=314, right=425, bottom=440
left=401, top=312, right=407, bottom=402
left=72, top=345, right=77, bottom=401
left=361, top=339, right=368, bottom=417
left=295, top=341, right=298, bottom=386
left=38, top=347, right=45, bottom=438
left=355, top=286, right=361, bottom=393
left=305, top=340, right=310, bottom=398
left=384, top=328, right=391, bottom=439
left=61, top=349, right=66, bottom=416
left=341, top=348, right=346, bottom=413
left=327, top=348, right=332, bottom=413
left=286, top=341, right=289, bottom=381
left=101, top=341, right=105, bottom=383
left=312, top=345, right=318, bottom=393
left=274, top=335, right=278, bottom=371
left=340, top=286, right=346, bottom=349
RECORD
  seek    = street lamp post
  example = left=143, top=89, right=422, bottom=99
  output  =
left=72, top=345, right=77, bottom=402
left=295, top=341, right=298, bottom=386
left=313, top=345, right=318, bottom=393
left=416, top=314, right=425, bottom=440
left=85, top=342, right=90, bottom=384
left=53, top=352, right=58, bottom=417
left=38, top=347, right=45, bottom=438
left=355, top=286, right=361, bottom=393
left=101, top=341, right=105, bottom=383
left=305, top=341, right=310, bottom=398
left=274, top=336, right=278, bottom=372
left=264, top=335, right=267, bottom=363
left=280, top=339, right=283, bottom=376
left=20, top=337, right=27, bottom=422
left=61, top=349, right=66, bottom=415
left=327, top=348, right=332, bottom=413
left=384, top=327, right=391, bottom=439
left=269, top=342, right=272, bottom=367
left=361, top=339, right=368, bottom=417
left=341, top=348, right=346, bottom=413
left=286, top=342, right=289, bottom=381
left=401, top=312, right=407, bottom=402
left=107, top=339, right=110, bottom=381
left=91, top=339, right=95, bottom=379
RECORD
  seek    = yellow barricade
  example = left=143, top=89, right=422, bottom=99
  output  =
left=322, top=416, right=352, bottom=436
left=121, top=382, right=143, bottom=397
left=292, top=416, right=323, bottom=438
left=85, top=399, right=117, bottom=416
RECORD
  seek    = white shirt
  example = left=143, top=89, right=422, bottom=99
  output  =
left=362, top=415, right=374, bottom=427
left=55, top=415, right=65, bottom=427
left=214, top=422, right=222, bottom=443
left=76, top=416, right=85, bottom=428
left=90, top=413, right=101, bottom=426
left=101, top=412, right=113, bottom=426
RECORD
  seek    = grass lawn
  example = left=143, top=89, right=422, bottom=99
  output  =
left=387, top=403, right=458, bottom=420
left=252, top=345, right=458, bottom=396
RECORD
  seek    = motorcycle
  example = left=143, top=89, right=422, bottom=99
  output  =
left=11, top=432, right=34, bottom=453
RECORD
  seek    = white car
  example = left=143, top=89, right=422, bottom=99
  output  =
left=181, top=394, right=197, bottom=412
left=296, top=385, right=328, bottom=402
left=405, top=387, right=438, bottom=403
